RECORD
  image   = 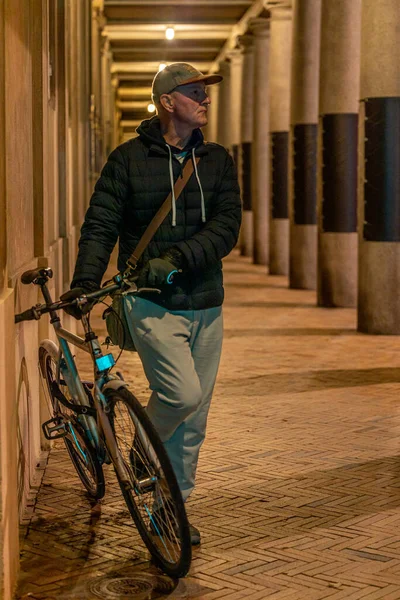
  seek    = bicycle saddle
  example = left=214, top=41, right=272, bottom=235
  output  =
left=21, top=268, right=53, bottom=285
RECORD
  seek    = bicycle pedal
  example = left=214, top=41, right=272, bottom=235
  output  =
left=137, top=476, right=157, bottom=493
left=82, top=380, right=94, bottom=389
left=42, top=416, right=68, bottom=440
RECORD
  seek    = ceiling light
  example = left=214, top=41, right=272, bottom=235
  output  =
left=158, top=63, right=167, bottom=71
left=147, top=103, right=156, bottom=113
left=165, top=27, right=175, bottom=40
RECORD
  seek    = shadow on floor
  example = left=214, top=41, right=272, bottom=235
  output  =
left=224, top=367, right=400, bottom=396
left=206, top=453, right=400, bottom=540
left=224, top=328, right=356, bottom=337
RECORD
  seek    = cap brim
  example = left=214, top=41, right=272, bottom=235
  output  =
left=178, top=73, right=223, bottom=87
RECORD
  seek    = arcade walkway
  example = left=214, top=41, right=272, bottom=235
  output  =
left=15, top=253, right=400, bottom=599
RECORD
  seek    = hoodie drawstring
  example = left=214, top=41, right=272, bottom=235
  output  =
left=165, top=144, right=206, bottom=226
left=192, top=148, right=206, bottom=223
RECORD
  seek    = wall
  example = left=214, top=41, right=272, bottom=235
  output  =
left=0, top=1, right=94, bottom=597
left=0, top=0, right=6, bottom=588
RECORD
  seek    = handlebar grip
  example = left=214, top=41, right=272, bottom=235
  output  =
left=15, top=308, right=39, bottom=323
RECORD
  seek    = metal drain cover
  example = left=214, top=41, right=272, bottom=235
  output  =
left=89, top=572, right=175, bottom=599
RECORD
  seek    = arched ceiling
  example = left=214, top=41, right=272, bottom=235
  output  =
left=102, top=0, right=290, bottom=136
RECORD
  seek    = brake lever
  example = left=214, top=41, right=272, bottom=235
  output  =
left=137, top=287, right=162, bottom=294
left=123, top=282, right=161, bottom=295
left=123, top=281, right=138, bottom=294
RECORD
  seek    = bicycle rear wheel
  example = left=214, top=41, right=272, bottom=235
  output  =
left=106, top=387, right=191, bottom=578
left=39, top=345, right=105, bottom=500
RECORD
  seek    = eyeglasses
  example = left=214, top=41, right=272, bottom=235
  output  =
left=171, top=85, right=209, bottom=103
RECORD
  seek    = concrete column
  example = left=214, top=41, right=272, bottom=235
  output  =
left=205, top=81, right=219, bottom=142
left=91, top=3, right=103, bottom=177
left=91, top=4, right=102, bottom=121
left=227, top=49, right=243, bottom=252
left=269, top=7, right=292, bottom=275
left=2, top=2, right=36, bottom=596
left=289, top=0, right=322, bottom=289
left=77, top=0, right=88, bottom=222
left=0, top=0, right=5, bottom=293
left=34, top=1, right=56, bottom=290
left=70, top=0, right=80, bottom=227
left=238, top=33, right=255, bottom=257
left=5, top=0, right=34, bottom=275
left=318, top=0, right=361, bottom=307
left=228, top=49, right=243, bottom=168
left=0, top=3, right=5, bottom=596
left=358, top=0, right=400, bottom=333
left=111, top=76, right=119, bottom=150
left=31, top=0, right=51, bottom=258
left=250, top=17, right=270, bottom=266
left=216, top=60, right=231, bottom=149
left=101, top=37, right=112, bottom=158
left=56, top=0, right=75, bottom=291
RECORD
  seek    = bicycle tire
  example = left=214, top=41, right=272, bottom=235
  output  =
left=39, top=346, right=105, bottom=500
left=105, top=387, right=191, bottom=578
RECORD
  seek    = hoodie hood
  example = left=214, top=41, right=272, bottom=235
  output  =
left=136, top=116, right=207, bottom=226
left=136, top=115, right=205, bottom=154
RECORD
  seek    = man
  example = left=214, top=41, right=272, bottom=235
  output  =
left=69, top=63, right=242, bottom=544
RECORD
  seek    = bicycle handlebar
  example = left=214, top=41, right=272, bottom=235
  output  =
left=14, top=271, right=161, bottom=324
left=14, top=307, right=40, bottom=323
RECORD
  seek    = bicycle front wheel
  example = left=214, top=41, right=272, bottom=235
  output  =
left=39, top=345, right=105, bottom=500
left=106, top=387, right=191, bottom=578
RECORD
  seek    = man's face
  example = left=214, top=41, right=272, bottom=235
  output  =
left=167, top=82, right=211, bottom=128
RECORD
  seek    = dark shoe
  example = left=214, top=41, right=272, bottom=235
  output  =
left=189, top=523, right=201, bottom=546
left=150, top=502, right=201, bottom=546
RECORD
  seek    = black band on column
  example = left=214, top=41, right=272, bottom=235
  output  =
left=292, top=124, right=318, bottom=225
left=241, top=142, right=252, bottom=211
left=322, top=113, right=358, bottom=232
left=363, top=97, right=400, bottom=242
left=271, top=131, right=289, bottom=219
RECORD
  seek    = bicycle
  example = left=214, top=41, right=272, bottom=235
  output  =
left=15, top=267, right=191, bottom=578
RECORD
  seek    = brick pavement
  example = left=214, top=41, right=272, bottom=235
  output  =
left=15, top=252, right=400, bottom=599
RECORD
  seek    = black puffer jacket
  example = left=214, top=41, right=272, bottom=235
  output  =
left=72, top=116, right=241, bottom=310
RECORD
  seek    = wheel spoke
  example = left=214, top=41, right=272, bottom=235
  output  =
left=68, top=424, right=89, bottom=464
left=39, top=348, right=105, bottom=499
left=107, top=389, right=191, bottom=577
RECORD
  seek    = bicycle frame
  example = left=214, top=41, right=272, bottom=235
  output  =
left=47, top=296, right=133, bottom=485
left=51, top=318, right=100, bottom=446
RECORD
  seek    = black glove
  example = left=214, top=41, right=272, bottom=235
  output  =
left=136, top=258, right=179, bottom=289
left=62, top=280, right=99, bottom=320
left=136, top=248, right=185, bottom=289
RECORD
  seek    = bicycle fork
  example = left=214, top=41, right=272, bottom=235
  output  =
left=94, top=384, right=133, bottom=487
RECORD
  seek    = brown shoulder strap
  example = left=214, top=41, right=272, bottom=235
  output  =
left=126, top=157, right=200, bottom=270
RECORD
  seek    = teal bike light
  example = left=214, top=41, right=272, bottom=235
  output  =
left=95, top=354, right=115, bottom=371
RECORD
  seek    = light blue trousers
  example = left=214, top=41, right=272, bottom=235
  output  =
left=124, top=296, right=223, bottom=501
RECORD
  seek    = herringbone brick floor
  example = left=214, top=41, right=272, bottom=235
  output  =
left=15, top=252, right=400, bottom=599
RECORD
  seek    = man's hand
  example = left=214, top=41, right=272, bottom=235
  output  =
left=136, top=257, right=180, bottom=289
left=62, top=280, right=99, bottom=320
